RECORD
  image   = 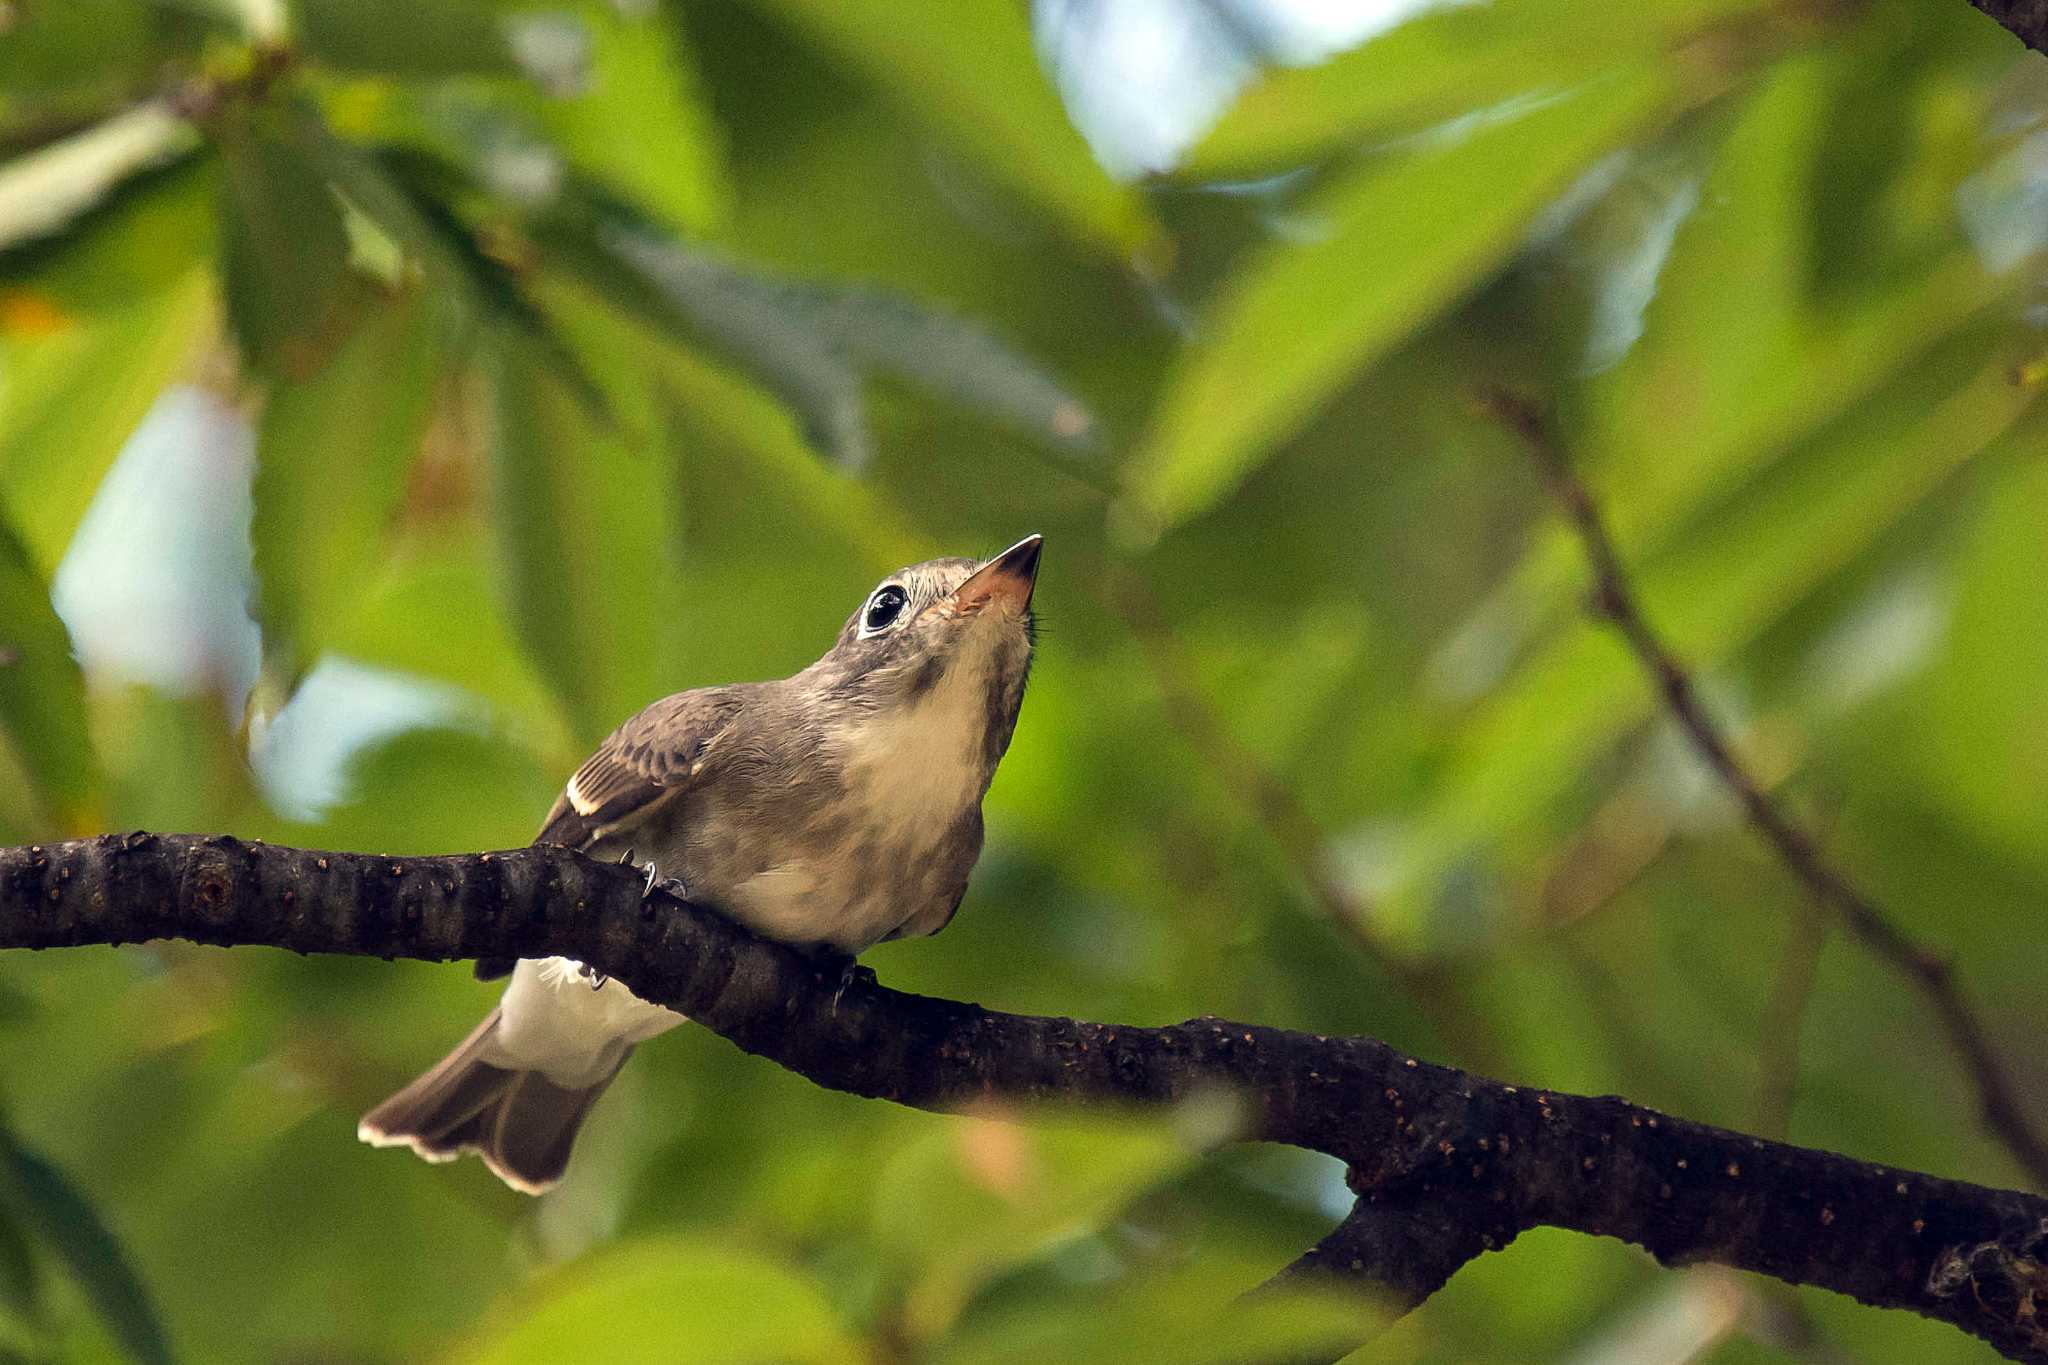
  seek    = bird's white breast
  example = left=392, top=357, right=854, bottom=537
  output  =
left=724, top=660, right=988, bottom=952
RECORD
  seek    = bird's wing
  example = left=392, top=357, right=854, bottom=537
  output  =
left=476, top=687, right=746, bottom=981
left=534, top=688, right=748, bottom=850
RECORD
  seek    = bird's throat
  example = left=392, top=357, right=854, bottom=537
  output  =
left=836, top=658, right=992, bottom=843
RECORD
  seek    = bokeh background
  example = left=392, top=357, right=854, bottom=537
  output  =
left=1, top=0, right=2045, bottom=1360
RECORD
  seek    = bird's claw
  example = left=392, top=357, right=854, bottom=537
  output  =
left=818, top=953, right=876, bottom=1015
left=638, top=861, right=687, bottom=902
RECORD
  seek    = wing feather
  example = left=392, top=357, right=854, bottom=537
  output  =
left=537, top=687, right=747, bottom=848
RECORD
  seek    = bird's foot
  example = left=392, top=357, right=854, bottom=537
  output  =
left=815, top=951, right=876, bottom=1015
left=638, top=861, right=687, bottom=902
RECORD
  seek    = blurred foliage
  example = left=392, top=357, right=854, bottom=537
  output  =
left=0, top=0, right=2043, bottom=1361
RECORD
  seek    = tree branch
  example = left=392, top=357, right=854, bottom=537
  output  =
left=3, top=833, right=2048, bottom=1358
left=1481, top=385, right=2048, bottom=1192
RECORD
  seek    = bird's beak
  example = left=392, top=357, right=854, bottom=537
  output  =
left=951, top=534, right=1042, bottom=613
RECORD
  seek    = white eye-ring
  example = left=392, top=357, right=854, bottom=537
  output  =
left=859, top=584, right=910, bottom=637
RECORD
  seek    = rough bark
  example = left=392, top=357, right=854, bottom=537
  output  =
left=4, top=832, right=2047, bottom=1361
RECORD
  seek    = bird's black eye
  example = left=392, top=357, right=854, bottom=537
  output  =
left=862, top=585, right=908, bottom=634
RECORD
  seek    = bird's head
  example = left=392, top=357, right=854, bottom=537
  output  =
left=810, top=535, right=1040, bottom=760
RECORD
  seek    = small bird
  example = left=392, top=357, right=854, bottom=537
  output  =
left=359, top=535, right=1042, bottom=1192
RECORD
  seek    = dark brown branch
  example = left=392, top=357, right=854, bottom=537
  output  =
left=3, top=833, right=2048, bottom=1359
left=1274, top=1168, right=1520, bottom=1310
left=1482, top=386, right=2048, bottom=1191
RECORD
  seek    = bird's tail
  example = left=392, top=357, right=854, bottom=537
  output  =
left=357, top=1009, right=627, bottom=1195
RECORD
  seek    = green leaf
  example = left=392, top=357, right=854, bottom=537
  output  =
left=0, top=0, right=153, bottom=106
left=98, top=686, right=265, bottom=836
left=648, top=344, right=927, bottom=574
left=870, top=1108, right=1199, bottom=1338
left=1911, top=451, right=2048, bottom=862
left=0, top=1202, right=46, bottom=1333
left=1434, top=50, right=2014, bottom=709
left=0, top=1128, right=173, bottom=1365
left=818, top=281, right=1096, bottom=454
left=319, top=138, right=612, bottom=418
left=0, top=104, right=199, bottom=255
left=300, top=133, right=506, bottom=304
left=214, top=107, right=359, bottom=378
left=290, top=0, right=513, bottom=78
left=0, top=1, right=208, bottom=139
left=252, top=284, right=443, bottom=675
left=319, top=528, right=573, bottom=751
left=592, top=221, right=868, bottom=466
left=503, top=331, right=930, bottom=694
left=312, top=724, right=553, bottom=855
left=0, top=512, right=95, bottom=829
left=1391, top=318, right=2039, bottom=926
left=1126, top=71, right=1674, bottom=533
left=540, top=203, right=1093, bottom=467
left=736, top=0, right=1154, bottom=257
left=1572, top=49, right=2009, bottom=529
left=537, top=5, right=726, bottom=235
left=0, top=154, right=216, bottom=316
left=934, top=1256, right=1388, bottom=1365
left=289, top=120, right=457, bottom=280
left=1181, top=0, right=1764, bottom=180
left=449, top=1238, right=856, bottom=1365
left=483, top=328, right=685, bottom=744
left=0, top=270, right=214, bottom=577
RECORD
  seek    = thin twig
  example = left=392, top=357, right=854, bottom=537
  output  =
left=1481, top=386, right=2048, bottom=1189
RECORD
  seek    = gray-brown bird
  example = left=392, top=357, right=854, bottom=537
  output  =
left=359, top=535, right=1041, bottom=1192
